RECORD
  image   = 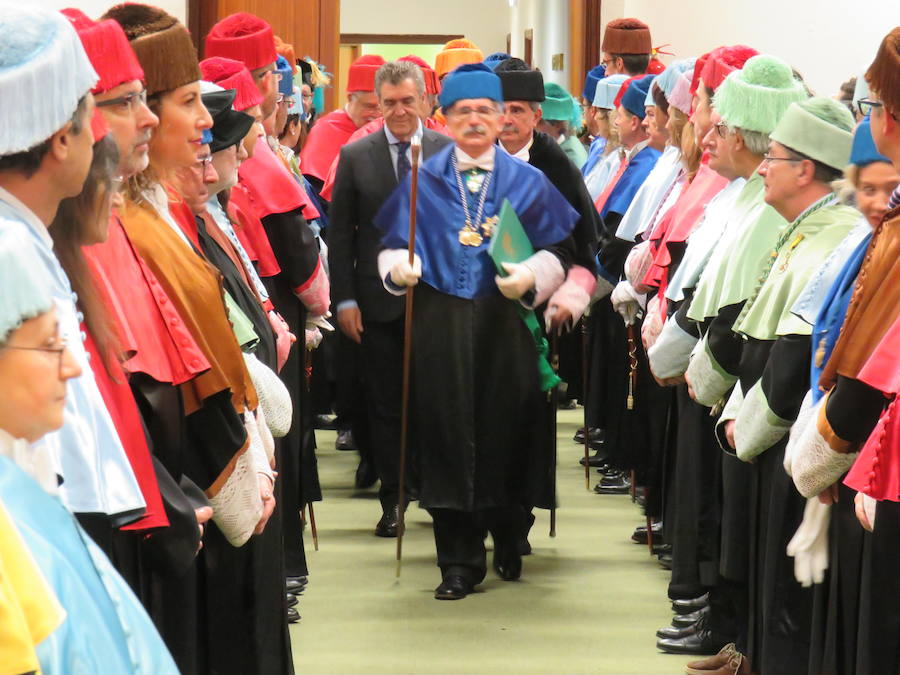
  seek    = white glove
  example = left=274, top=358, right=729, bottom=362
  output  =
left=389, top=255, right=422, bottom=287
left=495, top=262, right=536, bottom=300
left=305, top=327, right=323, bottom=350
left=610, top=280, right=645, bottom=326
left=855, top=491, right=877, bottom=532
left=786, top=497, right=830, bottom=587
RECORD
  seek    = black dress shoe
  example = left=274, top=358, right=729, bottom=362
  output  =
left=631, top=521, right=662, bottom=544
left=314, top=413, right=337, bottom=430
left=672, top=605, right=709, bottom=628
left=286, top=576, right=308, bottom=594
left=593, top=473, right=631, bottom=494
left=287, top=606, right=300, bottom=623
left=672, top=592, right=709, bottom=614
left=286, top=593, right=298, bottom=608
left=652, top=542, right=672, bottom=556
left=354, top=459, right=377, bottom=489
left=335, top=429, right=356, bottom=451
left=656, top=626, right=730, bottom=655
left=573, top=427, right=604, bottom=444
left=374, top=507, right=399, bottom=538
left=657, top=553, right=672, bottom=570
left=579, top=449, right=610, bottom=467
left=434, top=575, right=473, bottom=600
left=492, top=540, right=522, bottom=581
left=656, top=622, right=698, bottom=639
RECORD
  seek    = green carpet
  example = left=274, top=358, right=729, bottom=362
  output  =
left=291, top=409, right=686, bottom=674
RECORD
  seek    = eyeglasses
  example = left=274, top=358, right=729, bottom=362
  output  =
left=857, top=98, right=883, bottom=117
left=96, top=89, right=148, bottom=112
left=449, top=106, right=498, bottom=119
left=276, top=93, right=285, bottom=104
left=714, top=122, right=729, bottom=138
left=761, top=154, right=803, bottom=165
left=2, top=338, right=69, bottom=377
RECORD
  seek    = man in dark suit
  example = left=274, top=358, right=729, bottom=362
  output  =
left=329, top=60, right=453, bottom=536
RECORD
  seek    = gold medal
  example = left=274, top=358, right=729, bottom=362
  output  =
left=458, top=224, right=483, bottom=246
left=480, top=215, right=499, bottom=239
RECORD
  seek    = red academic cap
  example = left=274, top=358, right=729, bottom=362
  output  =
left=698, top=45, right=758, bottom=92
left=399, top=54, right=440, bottom=95
left=200, top=56, right=264, bottom=111
left=61, top=8, right=144, bottom=94
left=205, top=12, right=277, bottom=72
left=347, top=54, right=385, bottom=93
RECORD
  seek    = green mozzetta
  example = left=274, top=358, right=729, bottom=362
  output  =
left=687, top=173, right=787, bottom=323
left=734, top=202, right=860, bottom=340
left=559, top=134, right=588, bottom=169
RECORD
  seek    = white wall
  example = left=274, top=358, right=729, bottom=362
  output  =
left=341, top=0, right=509, bottom=57
left=508, top=0, right=569, bottom=86
left=42, top=0, right=187, bottom=23
left=601, top=0, right=896, bottom=98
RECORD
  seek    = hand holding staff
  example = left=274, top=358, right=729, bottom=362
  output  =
left=396, top=135, right=421, bottom=578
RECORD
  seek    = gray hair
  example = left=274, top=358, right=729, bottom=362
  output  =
left=375, top=61, right=425, bottom=97
left=729, top=126, right=770, bottom=156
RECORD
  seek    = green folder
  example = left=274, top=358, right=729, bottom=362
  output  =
left=488, top=198, right=534, bottom=275
left=486, top=199, right=560, bottom=392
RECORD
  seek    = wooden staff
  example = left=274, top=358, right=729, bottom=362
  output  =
left=581, top=317, right=590, bottom=491
left=396, top=136, right=421, bottom=578
left=549, top=332, right=560, bottom=538
left=304, top=339, right=320, bottom=550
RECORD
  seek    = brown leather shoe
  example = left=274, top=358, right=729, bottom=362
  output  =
left=685, top=643, right=736, bottom=671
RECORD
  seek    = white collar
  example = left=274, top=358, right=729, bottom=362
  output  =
left=384, top=120, right=424, bottom=146
left=0, top=186, right=52, bottom=247
left=500, top=135, right=534, bottom=162
left=623, top=139, right=649, bottom=161
left=454, top=145, right=496, bottom=171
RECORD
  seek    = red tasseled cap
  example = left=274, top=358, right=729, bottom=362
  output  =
left=690, top=51, right=713, bottom=96
left=205, top=12, right=276, bottom=71
left=699, top=45, right=758, bottom=92
left=61, top=8, right=145, bottom=94
left=647, top=58, right=666, bottom=75
left=347, top=54, right=385, bottom=92
left=200, top=56, right=264, bottom=111
left=399, top=54, right=440, bottom=95
left=613, top=75, right=641, bottom=109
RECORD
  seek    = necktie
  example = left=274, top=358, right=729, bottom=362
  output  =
left=395, top=141, right=411, bottom=181
left=594, top=150, right=629, bottom=214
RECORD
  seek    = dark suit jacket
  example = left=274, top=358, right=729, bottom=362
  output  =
left=328, top=126, right=453, bottom=322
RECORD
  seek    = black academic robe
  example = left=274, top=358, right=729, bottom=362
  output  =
left=527, top=132, right=602, bottom=401
left=733, top=336, right=814, bottom=675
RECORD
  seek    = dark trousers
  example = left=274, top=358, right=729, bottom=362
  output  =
left=427, top=507, right=525, bottom=585
left=360, top=317, right=404, bottom=511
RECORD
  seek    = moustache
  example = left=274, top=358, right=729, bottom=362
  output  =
left=133, top=133, right=152, bottom=149
left=463, top=125, right=488, bottom=137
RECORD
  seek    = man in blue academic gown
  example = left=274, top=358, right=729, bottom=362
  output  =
left=588, top=74, right=662, bottom=495
left=373, top=63, right=578, bottom=600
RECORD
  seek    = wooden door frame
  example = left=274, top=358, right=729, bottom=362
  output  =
left=340, top=33, right=463, bottom=45
left=569, top=0, right=602, bottom=100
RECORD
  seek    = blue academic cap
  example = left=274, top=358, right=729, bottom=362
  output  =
left=483, top=52, right=511, bottom=71
left=620, top=74, right=656, bottom=119
left=439, top=63, right=503, bottom=109
left=276, top=55, right=293, bottom=97
left=850, top=116, right=890, bottom=167
left=582, top=64, right=606, bottom=102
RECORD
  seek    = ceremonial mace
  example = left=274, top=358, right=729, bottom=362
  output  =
left=396, top=135, right=421, bottom=578
left=581, top=317, right=591, bottom=491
